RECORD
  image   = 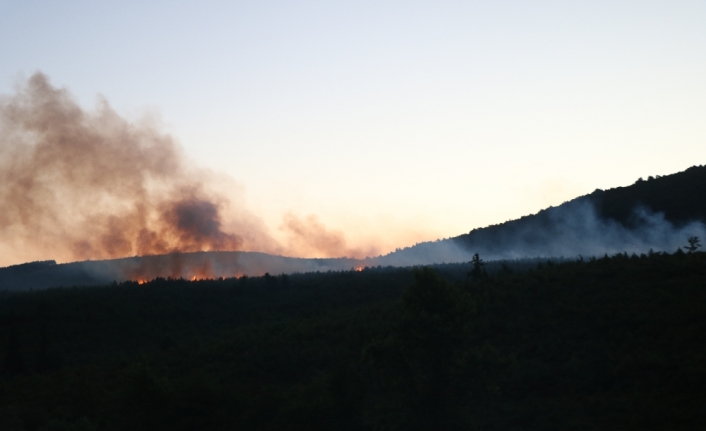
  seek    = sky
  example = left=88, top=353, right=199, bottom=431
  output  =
left=1, top=1, right=705, bottom=262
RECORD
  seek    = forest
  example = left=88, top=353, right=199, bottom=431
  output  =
left=3, top=165, right=706, bottom=291
left=1, top=249, right=705, bottom=430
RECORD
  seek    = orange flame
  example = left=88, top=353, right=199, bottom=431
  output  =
left=122, top=254, right=247, bottom=283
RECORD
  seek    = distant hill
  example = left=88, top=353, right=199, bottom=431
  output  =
left=2, top=165, right=705, bottom=290
left=379, top=164, right=706, bottom=265
left=0, top=252, right=367, bottom=292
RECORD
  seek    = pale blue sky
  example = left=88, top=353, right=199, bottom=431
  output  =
left=2, top=1, right=705, bottom=256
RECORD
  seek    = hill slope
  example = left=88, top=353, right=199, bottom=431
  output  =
left=1, top=165, right=705, bottom=290
left=0, top=252, right=367, bottom=291
left=380, top=164, right=706, bottom=265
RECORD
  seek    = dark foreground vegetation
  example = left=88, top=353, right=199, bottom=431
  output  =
left=1, top=251, right=705, bottom=430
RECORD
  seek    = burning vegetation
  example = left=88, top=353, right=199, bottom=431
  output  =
left=0, top=73, right=382, bottom=281
left=0, top=73, right=246, bottom=266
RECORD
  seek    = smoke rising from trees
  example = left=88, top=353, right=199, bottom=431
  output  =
left=0, top=72, right=252, bottom=264
left=280, top=213, right=378, bottom=259
left=378, top=199, right=706, bottom=267
left=0, top=73, right=382, bottom=269
left=1, top=73, right=704, bottom=280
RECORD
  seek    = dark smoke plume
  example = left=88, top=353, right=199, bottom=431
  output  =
left=0, top=73, right=245, bottom=264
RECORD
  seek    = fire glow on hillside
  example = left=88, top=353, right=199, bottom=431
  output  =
left=0, top=73, right=242, bottom=262
left=0, top=73, right=378, bottom=280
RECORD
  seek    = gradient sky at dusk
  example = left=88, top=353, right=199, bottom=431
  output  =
left=1, top=1, right=705, bottom=259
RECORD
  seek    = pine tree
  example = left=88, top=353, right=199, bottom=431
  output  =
left=684, top=236, right=701, bottom=253
left=468, top=253, right=488, bottom=280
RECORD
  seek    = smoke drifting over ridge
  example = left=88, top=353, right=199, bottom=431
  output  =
left=0, top=72, right=253, bottom=264
left=378, top=198, right=706, bottom=267
left=2, top=73, right=704, bottom=284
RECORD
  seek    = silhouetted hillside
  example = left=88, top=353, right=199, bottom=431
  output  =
left=591, top=165, right=706, bottom=227
left=381, top=164, right=706, bottom=264
left=2, top=165, right=704, bottom=290
left=0, top=252, right=367, bottom=292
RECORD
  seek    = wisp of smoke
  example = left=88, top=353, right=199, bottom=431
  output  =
left=377, top=199, right=706, bottom=266
left=0, top=73, right=243, bottom=264
left=280, top=213, right=378, bottom=259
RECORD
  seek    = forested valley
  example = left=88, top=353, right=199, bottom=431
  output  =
left=1, top=250, right=705, bottom=430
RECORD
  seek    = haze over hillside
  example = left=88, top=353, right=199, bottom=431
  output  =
left=1, top=164, right=704, bottom=291
left=381, top=164, right=706, bottom=266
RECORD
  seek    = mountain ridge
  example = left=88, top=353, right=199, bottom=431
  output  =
left=2, top=164, right=705, bottom=290
left=378, top=164, right=706, bottom=264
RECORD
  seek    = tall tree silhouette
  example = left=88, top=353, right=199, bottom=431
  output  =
left=468, top=253, right=488, bottom=280
left=684, top=236, right=701, bottom=253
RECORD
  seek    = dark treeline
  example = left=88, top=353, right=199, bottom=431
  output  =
left=1, top=251, right=706, bottom=430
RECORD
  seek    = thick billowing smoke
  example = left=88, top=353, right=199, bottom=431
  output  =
left=2, top=73, right=703, bottom=284
left=0, top=73, right=248, bottom=264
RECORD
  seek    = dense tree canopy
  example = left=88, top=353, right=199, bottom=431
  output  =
left=1, top=251, right=705, bottom=430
